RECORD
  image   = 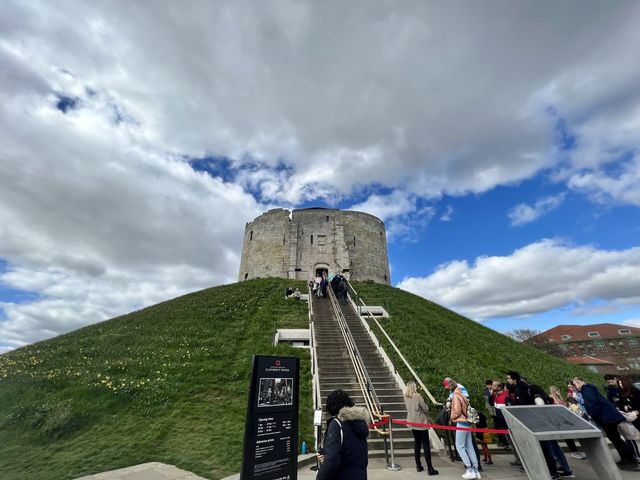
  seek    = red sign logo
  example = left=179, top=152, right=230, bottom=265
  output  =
left=275, top=360, right=281, bottom=367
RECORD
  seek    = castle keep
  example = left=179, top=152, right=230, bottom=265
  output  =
left=238, top=208, right=391, bottom=284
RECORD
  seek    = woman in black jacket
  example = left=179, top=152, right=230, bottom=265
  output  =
left=617, top=377, right=640, bottom=428
left=317, top=390, right=369, bottom=480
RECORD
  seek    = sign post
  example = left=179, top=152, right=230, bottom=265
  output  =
left=502, top=405, right=622, bottom=480
left=241, top=355, right=300, bottom=480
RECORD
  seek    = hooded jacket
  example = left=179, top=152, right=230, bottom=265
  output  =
left=317, top=406, right=369, bottom=480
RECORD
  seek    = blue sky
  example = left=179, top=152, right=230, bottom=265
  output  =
left=2, top=0, right=640, bottom=352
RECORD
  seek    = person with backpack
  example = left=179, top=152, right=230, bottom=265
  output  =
left=403, top=381, right=439, bottom=475
left=317, top=389, right=369, bottom=480
left=448, top=378, right=481, bottom=479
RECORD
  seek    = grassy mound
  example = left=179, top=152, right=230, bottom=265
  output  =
left=0, top=278, right=601, bottom=479
left=350, top=281, right=600, bottom=408
left=0, top=279, right=312, bottom=480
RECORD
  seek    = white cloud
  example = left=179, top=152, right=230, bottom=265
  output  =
left=440, top=205, right=454, bottom=222
left=508, top=193, right=567, bottom=226
left=0, top=68, right=262, bottom=351
left=397, top=239, right=640, bottom=320
left=349, top=192, right=436, bottom=242
left=2, top=1, right=640, bottom=205
left=622, top=318, right=640, bottom=328
left=3, top=1, right=640, bottom=349
left=349, top=191, right=417, bottom=222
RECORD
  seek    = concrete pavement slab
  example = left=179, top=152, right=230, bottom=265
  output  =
left=76, top=454, right=640, bottom=480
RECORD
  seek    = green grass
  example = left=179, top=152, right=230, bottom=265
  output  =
left=350, top=281, right=601, bottom=410
left=1, top=278, right=603, bottom=479
left=0, top=279, right=312, bottom=480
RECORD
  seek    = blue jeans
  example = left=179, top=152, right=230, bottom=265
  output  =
left=455, top=422, right=478, bottom=468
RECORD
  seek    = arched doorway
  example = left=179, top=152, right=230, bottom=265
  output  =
left=314, top=263, right=329, bottom=279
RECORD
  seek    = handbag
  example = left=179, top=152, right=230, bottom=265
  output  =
left=435, top=406, right=451, bottom=426
left=617, top=420, right=640, bottom=441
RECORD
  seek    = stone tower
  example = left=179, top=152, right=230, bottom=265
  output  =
left=238, top=208, right=391, bottom=285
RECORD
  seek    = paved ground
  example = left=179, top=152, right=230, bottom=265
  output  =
left=77, top=454, right=639, bottom=480
left=75, top=462, right=208, bottom=480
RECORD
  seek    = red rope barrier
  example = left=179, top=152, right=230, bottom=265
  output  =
left=392, top=419, right=509, bottom=434
left=368, top=418, right=389, bottom=429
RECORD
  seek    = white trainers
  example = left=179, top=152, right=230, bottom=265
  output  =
left=462, top=469, right=476, bottom=479
left=474, top=468, right=482, bottom=479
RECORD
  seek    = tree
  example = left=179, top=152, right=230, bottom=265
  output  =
left=506, top=328, right=541, bottom=345
left=505, top=329, right=563, bottom=357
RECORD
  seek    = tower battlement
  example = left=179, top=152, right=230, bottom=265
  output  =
left=238, top=208, right=390, bottom=284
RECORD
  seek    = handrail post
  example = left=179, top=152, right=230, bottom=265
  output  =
left=385, top=415, right=402, bottom=471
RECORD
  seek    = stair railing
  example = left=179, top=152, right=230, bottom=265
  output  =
left=346, top=281, right=442, bottom=406
left=308, top=286, right=324, bottom=454
left=323, top=288, right=386, bottom=429
left=309, top=286, right=322, bottom=411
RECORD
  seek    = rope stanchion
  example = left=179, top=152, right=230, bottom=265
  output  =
left=386, top=415, right=402, bottom=471
left=392, top=418, right=509, bottom=434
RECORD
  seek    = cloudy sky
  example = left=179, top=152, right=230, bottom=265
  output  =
left=2, top=0, right=640, bottom=352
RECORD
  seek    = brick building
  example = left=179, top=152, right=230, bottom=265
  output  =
left=535, top=323, right=640, bottom=374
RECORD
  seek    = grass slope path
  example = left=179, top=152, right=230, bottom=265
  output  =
left=0, top=279, right=312, bottom=480
left=351, top=281, right=601, bottom=410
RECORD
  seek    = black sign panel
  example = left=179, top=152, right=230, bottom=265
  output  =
left=505, top=405, right=597, bottom=433
left=241, top=355, right=300, bottom=480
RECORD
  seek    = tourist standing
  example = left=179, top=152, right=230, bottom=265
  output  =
left=317, top=390, right=369, bottom=480
left=404, top=381, right=439, bottom=475
left=447, top=378, right=480, bottom=479
left=616, top=377, right=640, bottom=460
left=571, top=377, right=640, bottom=471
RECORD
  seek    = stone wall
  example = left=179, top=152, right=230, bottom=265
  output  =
left=238, top=208, right=390, bottom=284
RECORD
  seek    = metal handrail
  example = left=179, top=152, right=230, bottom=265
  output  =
left=325, top=287, right=388, bottom=435
left=309, top=288, right=322, bottom=410
left=347, top=281, right=442, bottom=406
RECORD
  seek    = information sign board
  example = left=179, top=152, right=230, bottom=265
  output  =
left=241, top=355, right=300, bottom=480
left=503, top=405, right=621, bottom=480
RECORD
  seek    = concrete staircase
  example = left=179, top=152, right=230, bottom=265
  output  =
left=311, top=294, right=415, bottom=454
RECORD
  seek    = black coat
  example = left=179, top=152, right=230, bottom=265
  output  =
left=317, top=406, right=369, bottom=480
left=512, top=380, right=532, bottom=406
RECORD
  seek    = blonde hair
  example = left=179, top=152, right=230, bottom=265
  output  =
left=404, top=381, right=417, bottom=398
left=549, top=385, right=566, bottom=406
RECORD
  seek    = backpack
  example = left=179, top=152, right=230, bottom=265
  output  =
left=528, top=384, right=553, bottom=405
left=466, top=405, right=480, bottom=424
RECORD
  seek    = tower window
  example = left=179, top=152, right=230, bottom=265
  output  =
left=384, top=274, right=387, bottom=281
left=244, top=273, right=248, bottom=280
left=311, top=235, right=313, bottom=245
left=283, top=235, right=286, bottom=245
left=353, top=235, right=356, bottom=246
left=250, top=231, right=253, bottom=241
left=326, top=216, right=329, bottom=222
